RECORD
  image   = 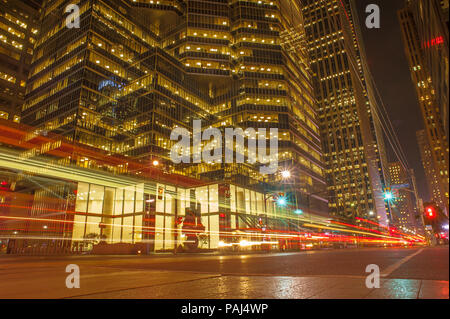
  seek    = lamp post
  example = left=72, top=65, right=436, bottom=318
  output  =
left=407, top=171, right=430, bottom=245
left=281, top=170, right=291, bottom=179
left=279, top=169, right=328, bottom=229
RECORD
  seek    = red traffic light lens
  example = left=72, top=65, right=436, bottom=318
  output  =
left=426, top=207, right=435, bottom=218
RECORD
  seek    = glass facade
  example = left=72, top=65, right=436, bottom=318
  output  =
left=0, top=129, right=327, bottom=254
left=21, top=0, right=328, bottom=217
left=0, top=0, right=40, bottom=122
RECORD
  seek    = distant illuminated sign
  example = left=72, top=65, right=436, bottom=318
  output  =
left=423, top=36, right=444, bottom=48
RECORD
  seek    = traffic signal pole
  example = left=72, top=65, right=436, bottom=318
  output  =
left=410, top=169, right=430, bottom=246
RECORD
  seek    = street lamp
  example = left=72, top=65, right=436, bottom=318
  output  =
left=152, top=160, right=159, bottom=167
left=281, top=170, right=291, bottom=179
left=294, top=209, right=303, bottom=215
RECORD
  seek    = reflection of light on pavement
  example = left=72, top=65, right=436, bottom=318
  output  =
left=218, top=241, right=232, bottom=247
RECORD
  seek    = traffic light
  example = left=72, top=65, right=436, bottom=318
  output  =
left=425, top=206, right=436, bottom=219
left=423, top=203, right=440, bottom=227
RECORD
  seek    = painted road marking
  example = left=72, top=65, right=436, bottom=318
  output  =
left=381, top=248, right=424, bottom=277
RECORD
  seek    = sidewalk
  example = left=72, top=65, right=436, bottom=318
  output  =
left=67, top=275, right=449, bottom=299
left=0, top=260, right=447, bottom=299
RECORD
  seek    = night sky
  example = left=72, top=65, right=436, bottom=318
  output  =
left=353, top=0, right=429, bottom=200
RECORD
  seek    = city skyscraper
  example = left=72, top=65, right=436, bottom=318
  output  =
left=388, top=162, right=418, bottom=232
left=21, top=0, right=328, bottom=215
left=403, top=0, right=448, bottom=137
left=416, top=129, right=447, bottom=213
left=0, top=0, right=40, bottom=122
left=399, top=1, right=449, bottom=216
left=302, top=0, right=390, bottom=226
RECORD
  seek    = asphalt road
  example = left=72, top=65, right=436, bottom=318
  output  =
left=0, top=246, right=448, bottom=299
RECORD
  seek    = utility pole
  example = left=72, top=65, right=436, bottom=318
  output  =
left=409, top=169, right=429, bottom=245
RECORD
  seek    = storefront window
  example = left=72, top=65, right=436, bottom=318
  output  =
left=209, top=184, right=219, bottom=213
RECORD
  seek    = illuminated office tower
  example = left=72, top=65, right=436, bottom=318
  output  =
left=199, top=0, right=328, bottom=214
left=400, top=0, right=448, bottom=137
left=22, top=0, right=212, bottom=166
left=302, top=0, right=390, bottom=225
left=0, top=0, right=40, bottom=122
left=387, top=162, right=418, bottom=231
left=399, top=4, right=449, bottom=216
left=21, top=0, right=328, bottom=215
left=416, top=129, right=447, bottom=213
